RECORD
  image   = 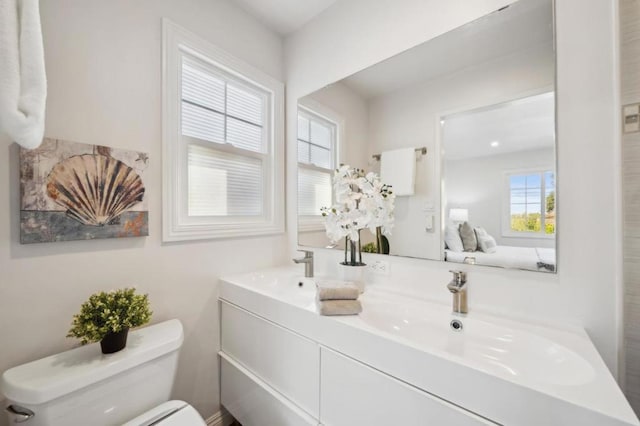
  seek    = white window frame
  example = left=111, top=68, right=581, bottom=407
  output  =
left=162, top=19, right=284, bottom=242
left=501, top=168, right=555, bottom=239
left=297, top=101, right=342, bottom=232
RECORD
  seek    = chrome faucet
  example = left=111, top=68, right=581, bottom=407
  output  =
left=447, top=270, right=468, bottom=314
left=293, top=250, right=314, bottom=278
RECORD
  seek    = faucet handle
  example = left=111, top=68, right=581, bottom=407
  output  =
left=297, top=250, right=313, bottom=258
left=294, top=250, right=314, bottom=278
left=449, top=270, right=467, bottom=285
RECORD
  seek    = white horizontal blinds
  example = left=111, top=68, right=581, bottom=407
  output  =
left=181, top=54, right=268, bottom=217
left=226, top=84, right=264, bottom=152
left=181, top=56, right=266, bottom=153
left=298, top=168, right=332, bottom=216
left=188, top=145, right=263, bottom=216
left=181, top=58, right=225, bottom=144
left=298, top=109, right=336, bottom=218
left=297, top=111, right=334, bottom=169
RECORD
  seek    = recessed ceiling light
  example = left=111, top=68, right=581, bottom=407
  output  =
left=490, top=141, right=500, bottom=148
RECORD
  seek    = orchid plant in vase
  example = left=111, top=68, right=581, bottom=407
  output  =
left=321, top=165, right=396, bottom=266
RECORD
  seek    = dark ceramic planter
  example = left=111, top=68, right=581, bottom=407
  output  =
left=100, top=328, right=129, bottom=354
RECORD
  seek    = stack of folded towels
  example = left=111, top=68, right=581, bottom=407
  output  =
left=316, top=280, right=362, bottom=316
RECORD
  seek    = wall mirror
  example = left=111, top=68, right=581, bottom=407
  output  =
left=297, top=0, right=556, bottom=273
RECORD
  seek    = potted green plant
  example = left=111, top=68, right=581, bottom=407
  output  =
left=67, top=288, right=152, bottom=354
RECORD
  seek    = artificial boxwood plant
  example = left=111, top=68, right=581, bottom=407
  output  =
left=67, top=288, right=152, bottom=344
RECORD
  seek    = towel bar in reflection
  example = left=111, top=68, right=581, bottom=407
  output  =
left=371, top=147, right=427, bottom=161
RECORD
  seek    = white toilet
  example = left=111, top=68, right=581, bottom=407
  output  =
left=0, top=319, right=206, bottom=425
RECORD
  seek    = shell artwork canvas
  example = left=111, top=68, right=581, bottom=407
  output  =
left=20, top=138, right=149, bottom=243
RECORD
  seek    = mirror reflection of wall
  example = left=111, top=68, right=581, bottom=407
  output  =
left=297, top=0, right=556, bottom=274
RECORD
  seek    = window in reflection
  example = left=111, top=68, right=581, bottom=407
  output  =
left=297, top=108, right=337, bottom=228
left=506, top=171, right=555, bottom=236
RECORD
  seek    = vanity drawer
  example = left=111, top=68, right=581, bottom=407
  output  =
left=221, top=353, right=318, bottom=426
left=319, top=347, right=497, bottom=426
left=220, top=300, right=320, bottom=418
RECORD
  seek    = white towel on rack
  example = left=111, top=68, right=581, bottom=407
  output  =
left=0, top=0, right=47, bottom=149
left=380, top=147, right=416, bottom=196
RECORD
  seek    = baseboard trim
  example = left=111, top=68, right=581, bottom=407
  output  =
left=206, top=408, right=234, bottom=426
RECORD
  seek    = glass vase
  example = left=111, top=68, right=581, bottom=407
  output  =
left=340, top=232, right=366, bottom=292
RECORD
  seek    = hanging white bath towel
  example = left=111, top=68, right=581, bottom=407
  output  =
left=0, top=0, right=47, bottom=149
left=380, top=147, right=416, bottom=196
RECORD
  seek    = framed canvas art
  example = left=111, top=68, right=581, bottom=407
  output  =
left=20, top=138, right=149, bottom=243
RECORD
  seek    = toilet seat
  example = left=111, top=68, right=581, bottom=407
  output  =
left=123, top=400, right=207, bottom=426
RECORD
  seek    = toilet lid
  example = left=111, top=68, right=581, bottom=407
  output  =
left=156, top=404, right=206, bottom=426
left=123, top=400, right=206, bottom=426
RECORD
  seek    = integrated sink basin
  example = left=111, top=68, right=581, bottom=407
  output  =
left=358, top=292, right=595, bottom=387
left=220, top=266, right=639, bottom=426
left=235, top=269, right=317, bottom=308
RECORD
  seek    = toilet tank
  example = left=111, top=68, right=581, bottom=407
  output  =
left=1, top=319, right=184, bottom=426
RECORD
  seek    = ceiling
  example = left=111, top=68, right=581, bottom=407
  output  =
left=341, top=0, right=553, bottom=99
left=443, top=91, right=555, bottom=160
left=232, top=0, right=339, bottom=35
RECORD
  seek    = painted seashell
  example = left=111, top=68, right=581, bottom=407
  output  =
left=46, top=154, right=145, bottom=226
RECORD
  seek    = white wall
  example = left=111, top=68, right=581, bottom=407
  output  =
left=0, top=0, right=286, bottom=423
left=285, top=0, right=623, bottom=376
left=446, top=147, right=555, bottom=248
left=366, top=43, right=553, bottom=258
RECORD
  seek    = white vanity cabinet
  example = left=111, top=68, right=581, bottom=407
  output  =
left=219, top=299, right=497, bottom=426
left=220, top=301, right=320, bottom=418
left=319, top=347, right=496, bottom=426
left=220, top=353, right=317, bottom=426
left=219, top=269, right=640, bottom=426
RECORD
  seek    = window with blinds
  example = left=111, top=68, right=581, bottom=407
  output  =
left=163, top=20, right=284, bottom=241
left=297, top=110, right=334, bottom=169
left=298, top=167, right=332, bottom=216
left=181, top=55, right=268, bottom=217
left=297, top=109, right=336, bottom=225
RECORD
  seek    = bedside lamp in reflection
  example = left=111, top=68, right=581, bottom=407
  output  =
left=449, top=208, right=469, bottom=224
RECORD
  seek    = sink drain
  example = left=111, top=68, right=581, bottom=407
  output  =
left=450, top=319, right=464, bottom=332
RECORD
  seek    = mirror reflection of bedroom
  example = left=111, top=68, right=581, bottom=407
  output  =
left=442, top=92, right=556, bottom=272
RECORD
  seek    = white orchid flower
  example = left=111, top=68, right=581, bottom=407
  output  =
left=321, top=165, right=396, bottom=245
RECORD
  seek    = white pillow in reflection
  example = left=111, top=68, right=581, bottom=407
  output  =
left=478, top=234, right=497, bottom=253
left=445, top=223, right=464, bottom=252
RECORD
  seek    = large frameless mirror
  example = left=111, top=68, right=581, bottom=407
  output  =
left=297, top=0, right=556, bottom=273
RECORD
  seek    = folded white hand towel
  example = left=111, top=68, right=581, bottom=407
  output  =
left=317, top=299, right=362, bottom=316
left=316, top=280, right=359, bottom=301
left=0, top=0, right=47, bottom=149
